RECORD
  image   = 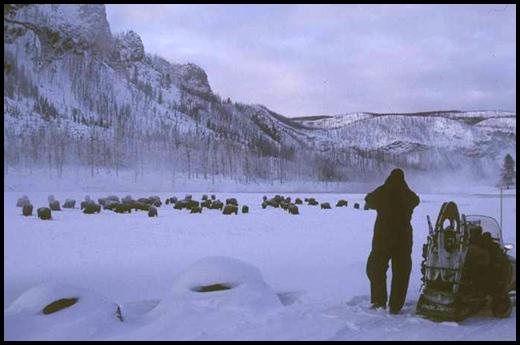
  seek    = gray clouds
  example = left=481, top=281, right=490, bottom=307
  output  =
left=106, top=4, right=516, bottom=117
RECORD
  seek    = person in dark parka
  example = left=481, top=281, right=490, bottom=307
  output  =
left=364, top=168, right=420, bottom=314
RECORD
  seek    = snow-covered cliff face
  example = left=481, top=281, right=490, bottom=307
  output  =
left=115, top=30, right=144, bottom=65
left=3, top=4, right=516, bottom=184
left=5, top=4, right=116, bottom=63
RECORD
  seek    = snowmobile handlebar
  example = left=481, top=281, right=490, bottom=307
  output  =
left=427, top=215, right=434, bottom=234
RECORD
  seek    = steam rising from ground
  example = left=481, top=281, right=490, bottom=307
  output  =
left=4, top=165, right=506, bottom=195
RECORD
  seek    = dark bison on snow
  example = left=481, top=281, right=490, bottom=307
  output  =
left=22, top=204, right=33, bottom=216
left=83, top=202, right=101, bottom=214
left=225, top=198, right=238, bottom=206
left=336, top=200, right=348, bottom=207
left=210, top=200, right=224, bottom=210
left=320, top=202, right=331, bottom=209
left=16, top=195, right=31, bottom=207
left=37, top=207, right=52, bottom=220
left=288, top=204, right=299, bottom=215
left=62, top=199, right=76, bottom=209
left=148, top=206, right=158, bottom=217
left=190, top=206, right=202, bottom=214
left=307, top=198, right=319, bottom=206
left=49, top=200, right=61, bottom=211
left=222, top=204, right=238, bottom=215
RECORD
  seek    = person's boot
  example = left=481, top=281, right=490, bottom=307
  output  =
left=389, top=307, right=400, bottom=315
left=370, top=303, right=386, bottom=310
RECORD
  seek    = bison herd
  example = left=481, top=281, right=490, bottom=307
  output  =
left=16, top=193, right=252, bottom=220
left=17, top=193, right=370, bottom=220
left=261, top=195, right=299, bottom=215
left=260, top=195, right=370, bottom=215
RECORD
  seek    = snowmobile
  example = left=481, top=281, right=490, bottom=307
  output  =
left=416, top=201, right=516, bottom=322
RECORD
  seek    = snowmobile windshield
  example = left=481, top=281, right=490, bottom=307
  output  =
left=465, top=215, right=503, bottom=246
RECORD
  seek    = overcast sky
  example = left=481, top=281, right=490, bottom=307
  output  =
left=106, top=4, right=516, bottom=117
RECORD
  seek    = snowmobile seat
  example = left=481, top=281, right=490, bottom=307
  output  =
left=443, top=226, right=457, bottom=253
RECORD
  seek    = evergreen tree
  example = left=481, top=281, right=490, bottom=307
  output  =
left=501, top=153, right=515, bottom=189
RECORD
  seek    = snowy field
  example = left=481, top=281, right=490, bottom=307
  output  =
left=4, top=189, right=516, bottom=340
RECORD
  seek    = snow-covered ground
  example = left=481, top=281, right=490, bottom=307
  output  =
left=4, top=189, right=516, bottom=340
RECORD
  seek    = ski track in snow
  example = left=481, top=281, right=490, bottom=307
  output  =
left=3, top=190, right=516, bottom=340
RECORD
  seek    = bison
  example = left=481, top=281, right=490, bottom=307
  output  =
left=211, top=200, right=224, bottom=210
left=137, top=197, right=152, bottom=205
left=222, top=204, right=238, bottom=215
left=187, top=200, right=200, bottom=210
left=308, top=198, right=319, bottom=206
left=148, top=206, right=158, bottom=217
left=242, top=205, right=249, bottom=214
left=320, top=202, right=331, bottom=209
left=37, top=207, right=52, bottom=220
left=336, top=200, right=348, bottom=207
left=265, top=199, right=279, bottom=208
left=122, top=195, right=134, bottom=204
left=107, top=195, right=120, bottom=203
left=104, top=200, right=120, bottom=210
left=83, top=203, right=101, bottom=214
left=211, top=194, right=216, bottom=200
left=22, top=204, right=33, bottom=216
left=114, top=203, right=132, bottom=214
left=353, top=203, right=360, bottom=209
left=295, top=198, right=303, bottom=205
left=49, top=200, right=61, bottom=211
left=201, top=200, right=212, bottom=209
left=261, top=202, right=267, bottom=209
left=288, top=204, right=299, bottom=215
left=16, top=195, right=30, bottom=207
left=133, top=202, right=150, bottom=212
left=149, top=196, right=162, bottom=207
left=174, top=200, right=188, bottom=210
left=165, top=197, right=177, bottom=205
left=202, top=194, right=208, bottom=201
left=62, top=199, right=76, bottom=209
left=190, top=206, right=202, bottom=214
left=225, top=198, right=238, bottom=206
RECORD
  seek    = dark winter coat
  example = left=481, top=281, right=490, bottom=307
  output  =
left=364, top=169, right=420, bottom=250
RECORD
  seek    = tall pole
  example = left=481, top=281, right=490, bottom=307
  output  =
left=500, top=186, right=503, bottom=230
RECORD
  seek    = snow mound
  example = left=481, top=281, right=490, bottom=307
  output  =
left=4, top=281, right=122, bottom=340
left=164, top=256, right=281, bottom=312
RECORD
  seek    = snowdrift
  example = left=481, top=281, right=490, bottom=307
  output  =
left=161, top=256, right=281, bottom=312
left=4, top=282, right=123, bottom=340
